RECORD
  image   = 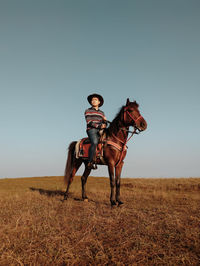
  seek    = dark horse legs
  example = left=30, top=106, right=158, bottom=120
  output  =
left=64, top=158, right=123, bottom=206
left=81, top=163, right=91, bottom=200
left=108, top=162, right=123, bottom=206
left=115, top=162, right=124, bottom=205
left=64, top=159, right=91, bottom=201
left=64, top=159, right=82, bottom=200
left=108, top=163, right=117, bottom=206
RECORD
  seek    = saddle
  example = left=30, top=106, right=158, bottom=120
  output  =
left=78, top=138, right=103, bottom=158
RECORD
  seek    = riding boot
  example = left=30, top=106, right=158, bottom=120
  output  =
left=93, top=154, right=98, bottom=170
left=87, top=162, right=96, bottom=170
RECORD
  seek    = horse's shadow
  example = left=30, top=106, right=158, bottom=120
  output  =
left=29, top=187, right=93, bottom=203
left=29, top=187, right=89, bottom=202
left=29, top=187, right=84, bottom=202
left=29, top=187, right=110, bottom=206
left=29, top=187, right=66, bottom=197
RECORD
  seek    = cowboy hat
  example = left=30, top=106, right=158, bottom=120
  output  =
left=87, top=93, right=104, bottom=107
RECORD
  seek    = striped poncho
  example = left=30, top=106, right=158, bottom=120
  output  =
left=85, top=107, right=106, bottom=130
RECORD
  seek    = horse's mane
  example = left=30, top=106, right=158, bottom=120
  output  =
left=107, top=106, right=125, bottom=136
left=106, top=101, right=139, bottom=136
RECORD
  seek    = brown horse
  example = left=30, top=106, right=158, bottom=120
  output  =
left=63, top=98, right=147, bottom=206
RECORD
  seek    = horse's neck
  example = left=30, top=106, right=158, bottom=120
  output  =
left=109, top=123, right=129, bottom=143
left=116, top=127, right=128, bottom=142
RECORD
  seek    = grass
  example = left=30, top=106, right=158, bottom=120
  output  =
left=0, top=176, right=200, bottom=265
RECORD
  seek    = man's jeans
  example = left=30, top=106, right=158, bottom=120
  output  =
left=87, top=128, right=100, bottom=163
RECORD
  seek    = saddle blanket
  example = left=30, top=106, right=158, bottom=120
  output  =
left=75, top=138, right=103, bottom=159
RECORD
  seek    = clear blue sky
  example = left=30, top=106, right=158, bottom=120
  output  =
left=1, top=0, right=200, bottom=178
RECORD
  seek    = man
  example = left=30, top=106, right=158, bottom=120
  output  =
left=85, top=93, right=107, bottom=169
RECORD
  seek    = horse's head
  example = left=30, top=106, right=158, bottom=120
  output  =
left=123, top=98, right=147, bottom=131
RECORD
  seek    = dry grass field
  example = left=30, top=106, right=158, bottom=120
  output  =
left=0, top=176, right=200, bottom=265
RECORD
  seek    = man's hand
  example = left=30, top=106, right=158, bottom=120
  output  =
left=101, top=124, right=107, bottom=129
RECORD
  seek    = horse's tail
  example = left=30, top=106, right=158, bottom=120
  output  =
left=64, top=141, right=77, bottom=185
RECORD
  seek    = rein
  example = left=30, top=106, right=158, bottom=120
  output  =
left=111, top=127, right=137, bottom=147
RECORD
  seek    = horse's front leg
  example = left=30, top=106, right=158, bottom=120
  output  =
left=108, top=163, right=116, bottom=206
left=81, top=163, right=91, bottom=201
left=115, top=162, right=124, bottom=206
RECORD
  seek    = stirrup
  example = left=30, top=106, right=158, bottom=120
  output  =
left=93, top=163, right=98, bottom=170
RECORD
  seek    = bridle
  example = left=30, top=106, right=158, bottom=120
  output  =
left=107, top=106, right=144, bottom=140
left=123, top=106, right=143, bottom=129
left=106, top=106, right=144, bottom=166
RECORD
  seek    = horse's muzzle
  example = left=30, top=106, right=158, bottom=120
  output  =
left=137, top=118, right=147, bottom=131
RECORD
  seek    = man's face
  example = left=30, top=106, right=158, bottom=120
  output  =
left=91, top=97, right=100, bottom=107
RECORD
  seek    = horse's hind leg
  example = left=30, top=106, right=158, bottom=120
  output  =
left=64, top=159, right=82, bottom=200
left=81, top=162, right=91, bottom=201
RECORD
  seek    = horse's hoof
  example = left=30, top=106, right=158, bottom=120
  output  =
left=63, top=193, right=68, bottom=201
left=111, top=201, right=117, bottom=207
left=83, top=198, right=89, bottom=202
left=118, top=201, right=124, bottom=206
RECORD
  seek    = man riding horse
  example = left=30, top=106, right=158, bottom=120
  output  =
left=64, top=96, right=147, bottom=206
left=85, top=93, right=107, bottom=170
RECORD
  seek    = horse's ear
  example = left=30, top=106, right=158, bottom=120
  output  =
left=126, top=98, right=130, bottom=105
